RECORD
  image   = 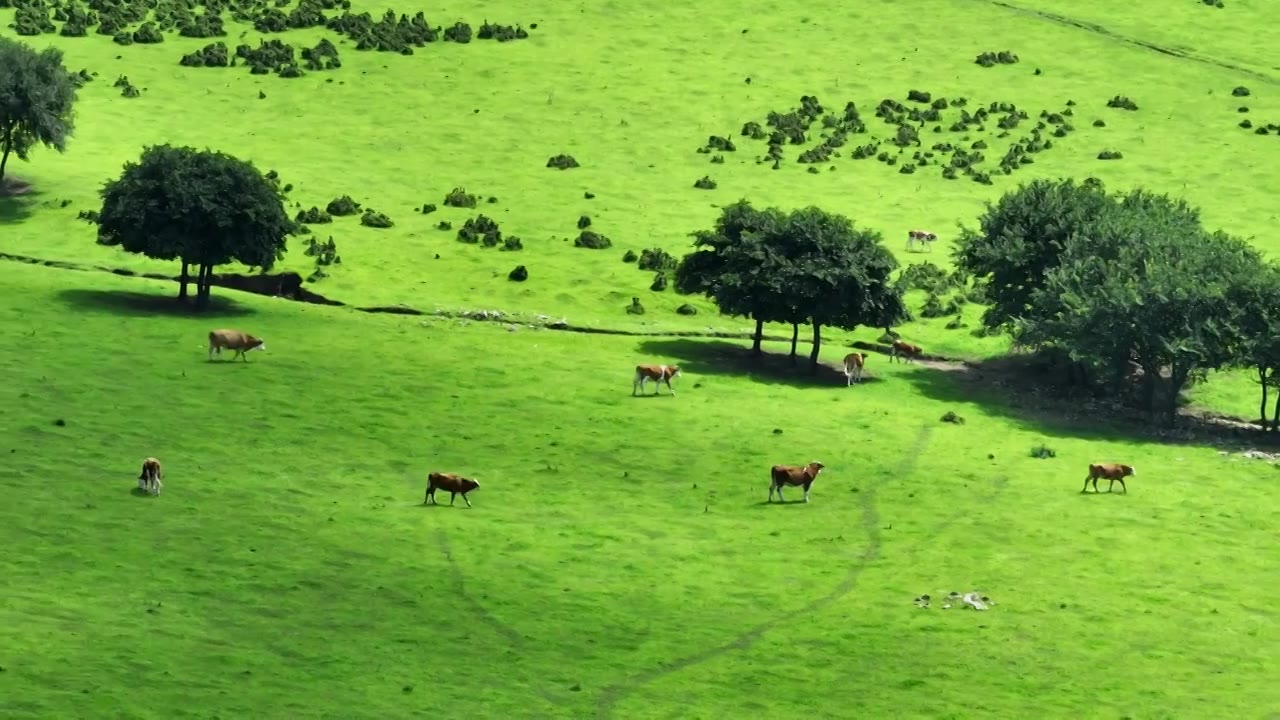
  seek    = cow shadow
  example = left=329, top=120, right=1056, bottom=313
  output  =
left=58, top=288, right=255, bottom=318
left=129, top=487, right=154, bottom=497
left=751, top=499, right=813, bottom=508
left=0, top=187, right=40, bottom=224
left=635, top=338, right=869, bottom=389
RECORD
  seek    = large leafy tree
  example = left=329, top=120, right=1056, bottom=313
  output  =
left=1020, top=198, right=1258, bottom=421
left=96, top=144, right=293, bottom=309
left=0, top=37, right=79, bottom=185
left=674, top=200, right=791, bottom=354
left=953, top=178, right=1112, bottom=330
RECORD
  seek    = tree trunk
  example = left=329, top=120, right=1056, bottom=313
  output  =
left=751, top=318, right=764, bottom=356
left=789, top=323, right=799, bottom=365
left=1259, top=365, right=1269, bottom=430
left=1166, top=366, right=1189, bottom=424
left=1272, top=382, right=1280, bottom=434
left=808, top=322, right=822, bottom=373
left=195, top=264, right=212, bottom=310
left=0, top=126, right=13, bottom=185
left=178, top=261, right=190, bottom=301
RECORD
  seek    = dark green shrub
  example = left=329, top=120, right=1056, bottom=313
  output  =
left=296, top=206, right=333, bottom=224
left=650, top=272, right=668, bottom=292
left=547, top=154, right=579, bottom=169
left=626, top=297, right=645, bottom=315
left=577, top=215, right=591, bottom=230
left=575, top=231, right=612, bottom=249
left=443, top=21, right=472, bottom=42
left=907, top=89, right=932, bottom=103
left=1097, top=150, right=1123, bottom=160
left=360, top=210, right=393, bottom=228
left=113, top=32, right=134, bottom=46
left=1240, top=119, right=1253, bottom=129
left=897, top=262, right=953, bottom=293
left=420, top=203, right=437, bottom=214
left=1232, top=86, right=1250, bottom=97
left=1106, top=95, right=1138, bottom=111
left=975, top=50, right=1018, bottom=67
left=133, top=21, right=163, bottom=43
left=508, top=265, right=528, bottom=281
left=676, top=303, right=698, bottom=315
left=181, top=42, right=231, bottom=67
left=444, top=187, right=477, bottom=208
left=502, top=236, right=523, bottom=251
left=179, top=13, right=226, bottom=38
left=437, top=220, right=452, bottom=231
left=457, top=215, right=501, bottom=245
left=920, top=292, right=959, bottom=318
left=1030, top=444, right=1056, bottom=459
left=638, top=248, right=676, bottom=272
left=693, top=176, right=717, bottom=189
left=622, top=250, right=638, bottom=263
left=326, top=195, right=361, bottom=216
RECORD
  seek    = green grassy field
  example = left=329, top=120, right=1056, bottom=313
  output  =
left=3, top=0, right=1280, bottom=717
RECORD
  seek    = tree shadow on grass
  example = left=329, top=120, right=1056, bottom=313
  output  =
left=0, top=190, right=40, bottom=224
left=897, top=355, right=1270, bottom=449
left=58, top=288, right=256, bottom=318
left=636, top=338, right=881, bottom=389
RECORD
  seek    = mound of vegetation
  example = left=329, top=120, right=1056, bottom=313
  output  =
left=113, top=74, right=141, bottom=98
left=546, top=154, right=579, bottom=169
left=575, top=230, right=612, bottom=249
left=721, top=93, right=1089, bottom=185
left=360, top=209, right=393, bottom=228
left=975, top=50, right=1019, bottom=67
left=693, top=176, right=717, bottom=189
left=180, top=42, right=230, bottom=67
left=443, top=187, right=477, bottom=208
left=296, top=206, right=333, bottom=224
left=326, top=195, right=361, bottom=216
left=637, top=247, right=676, bottom=272
left=456, top=214, right=519, bottom=250
left=1106, top=95, right=1139, bottom=111
left=508, top=264, right=528, bottom=281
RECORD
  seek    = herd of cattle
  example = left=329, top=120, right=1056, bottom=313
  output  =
left=131, top=327, right=1136, bottom=504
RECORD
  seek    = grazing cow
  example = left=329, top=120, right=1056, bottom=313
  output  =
left=906, top=230, right=937, bottom=252
left=768, top=461, right=825, bottom=503
left=633, top=364, right=682, bottom=396
left=1082, top=463, right=1135, bottom=494
left=208, top=328, right=266, bottom=362
left=842, top=352, right=866, bottom=385
left=425, top=471, right=481, bottom=507
left=138, top=457, right=163, bottom=496
left=889, top=340, right=922, bottom=364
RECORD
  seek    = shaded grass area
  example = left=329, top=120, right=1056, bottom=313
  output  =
left=2, top=263, right=1279, bottom=718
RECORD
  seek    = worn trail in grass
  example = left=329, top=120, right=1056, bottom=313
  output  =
left=2, top=263, right=1278, bottom=718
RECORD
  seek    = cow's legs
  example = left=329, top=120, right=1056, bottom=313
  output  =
left=664, top=378, right=675, bottom=396
left=449, top=492, right=457, bottom=506
left=461, top=493, right=473, bottom=508
left=632, top=374, right=642, bottom=396
left=776, top=486, right=785, bottom=502
left=1081, top=476, right=1091, bottom=493
left=1117, top=478, right=1127, bottom=493
left=803, top=481, right=812, bottom=503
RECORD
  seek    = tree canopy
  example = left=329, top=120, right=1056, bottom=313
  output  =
left=96, top=144, right=294, bottom=309
left=675, top=200, right=906, bottom=372
left=0, top=37, right=79, bottom=185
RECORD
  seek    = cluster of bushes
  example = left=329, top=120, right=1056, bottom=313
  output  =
left=975, top=50, right=1019, bottom=67
left=457, top=214, right=521, bottom=250
left=1106, top=95, right=1139, bottom=111
left=723, top=91, right=1093, bottom=185
left=575, top=230, right=611, bottom=249
left=546, top=154, right=579, bottom=169
left=443, top=187, right=477, bottom=208
left=319, top=11, right=530, bottom=54
left=113, top=74, right=141, bottom=97
left=302, top=235, right=341, bottom=283
left=360, top=209, right=393, bottom=228
left=231, top=39, right=308, bottom=76
left=620, top=247, right=677, bottom=293
left=893, top=261, right=981, bottom=328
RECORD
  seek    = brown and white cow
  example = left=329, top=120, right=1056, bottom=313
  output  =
left=842, top=352, right=866, bottom=386
left=1082, top=463, right=1135, bottom=494
left=138, top=456, right=163, bottom=496
left=768, top=461, right=825, bottom=503
left=425, top=471, right=481, bottom=507
left=633, top=364, right=682, bottom=396
left=889, top=340, right=922, bottom=364
left=208, top=328, right=266, bottom=362
left=906, top=230, right=937, bottom=253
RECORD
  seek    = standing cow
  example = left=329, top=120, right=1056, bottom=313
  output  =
left=768, top=461, right=826, bottom=503
left=843, top=352, right=866, bottom=385
left=633, top=364, right=681, bottom=396
left=425, top=472, right=481, bottom=508
left=889, top=340, right=922, bottom=364
left=208, top=328, right=267, bottom=362
left=138, top=457, right=163, bottom=496
left=906, top=230, right=937, bottom=253
left=1082, top=463, right=1135, bottom=494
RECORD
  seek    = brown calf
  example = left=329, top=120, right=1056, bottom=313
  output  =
left=842, top=352, right=866, bottom=386
left=1082, top=463, right=1135, bottom=494
left=768, top=461, right=826, bottom=504
left=208, top=328, right=267, bottom=362
left=138, top=456, right=163, bottom=496
left=906, top=230, right=937, bottom=252
left=889, top=340, right=922, bottom=364
left=425, top=472, right=481, bottom=508
left=633, top=364, right=682, bottom=396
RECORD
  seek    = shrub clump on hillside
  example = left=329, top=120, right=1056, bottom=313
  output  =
left=1106, top=95, right=1139, bottom=111
left=907, top=89, right=932, bottom=104
left=303, top=235, right=341, bottom=283
left=508, top=265, right=528, bottom=282
left=1232, top=85, right=1250, bottom=97
left=577, top=215, right=591, bottom=230
left=114, top=75, right=141, bottom=98
left=676, top=303, right=698, bottom=316
left=650, top=272, right=668, bottom=292
left=301, top=38, right=341, bottom=71
left=181, top=42, right=231, bottom=67
left=296, top=206, right=333, bottom=224
left=625, top=296, right=645, bottom=315
left=547, top=154, right=580, bottom=170
left=637, top=247, right=676, bottom=272
left=621, top=249, right=638, bottom=263
left=693, top=176, right=717, bottom=190
left=444, top=187, right=478, bottom=208
left=457, top=215, right=519, bottom=249
left=420, top=203, right=437, bottom=214
left=326, top=195, right=362, bottom=216
left=975, top=51, right=1018, bottom=67
left=1030, top=444, right=1057, bottom=459
left=1097, top=150, right=1123, bottom=160
left=575, top=230, right=612, bottom=249
left=360, top=210, right=394, bottom=228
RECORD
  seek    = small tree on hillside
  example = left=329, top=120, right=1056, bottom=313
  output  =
left=95, top=144, right=293, bottom=309
left=953, top=178, right=1112, bottom=330
left=773, top=207, right=907, bottom=372
left=0, top=37, right=79, bottom=186
left=675, top=200, right=792, bottom=354
left=1021, top=206, right=1258, bottom=422
left=1226, top=264, right=1280, bottom=430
